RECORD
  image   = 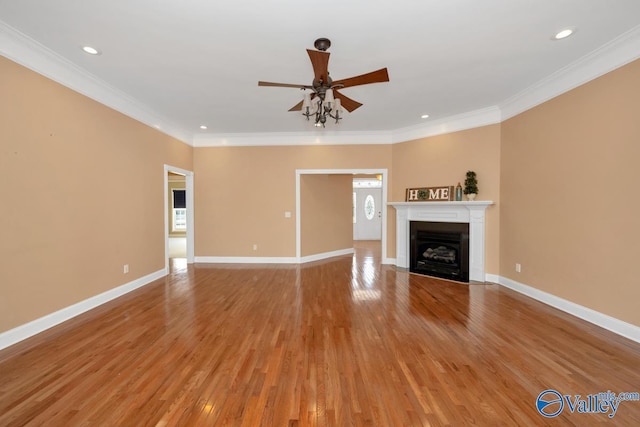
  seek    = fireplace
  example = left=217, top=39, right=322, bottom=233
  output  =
left=389, top=201, right=493, bottom=282
left=411, top=221, right=469, bottom=282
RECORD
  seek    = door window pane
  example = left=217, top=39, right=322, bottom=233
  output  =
left=364, top=195, right=375, bottom=220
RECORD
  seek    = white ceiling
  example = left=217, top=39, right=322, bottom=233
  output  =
left=1, top=0, right=639, bottom=145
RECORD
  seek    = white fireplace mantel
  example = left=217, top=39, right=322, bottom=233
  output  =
left=389, top=201, right=494, bottom=282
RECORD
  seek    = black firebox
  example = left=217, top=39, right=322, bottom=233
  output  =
left=410, top=221, right=469, bottom=282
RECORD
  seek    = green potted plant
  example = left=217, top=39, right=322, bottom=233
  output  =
left=463, top=170, right=478, bottom=200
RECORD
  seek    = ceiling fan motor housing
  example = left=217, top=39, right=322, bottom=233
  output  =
left=313, top=76, right=333, bottom=99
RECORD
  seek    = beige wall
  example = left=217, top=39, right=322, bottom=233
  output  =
left=300, top=174, right=353, bottom=257
left=389, top=125, right=502, bottom=273
left=0, top=56, right=193, bottom=332
left=500, top=59, right=640, bottom=326
left=193, top=144, right=392, bottom=257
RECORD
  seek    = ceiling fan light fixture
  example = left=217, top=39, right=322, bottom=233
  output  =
left=302, top=92, right=311, bottom=109
left=302, top=92, right=317, bottom=116
left=324, top=88, right=335, bottom=110
left=334, top=98, right=342, bottom=113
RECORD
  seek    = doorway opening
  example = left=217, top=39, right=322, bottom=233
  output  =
left=164, top=165, right=194, bottom=273
left=295, top=169, right=389, bottom=264
left=168, top=172, right=187, bottom=259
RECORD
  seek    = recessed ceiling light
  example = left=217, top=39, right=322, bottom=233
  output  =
left=553, top=28, right=575, bottom=40
left=82, top=46, right=101, bottom=55
left=199, top=125, right=208, bottom=130
left=421, top=114, right=430, bottom=119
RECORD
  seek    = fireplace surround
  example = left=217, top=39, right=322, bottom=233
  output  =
left=389, top=201, right=493, bottom=282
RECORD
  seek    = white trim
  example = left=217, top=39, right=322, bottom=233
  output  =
left=0, top=20, right=192, bottom=145
left=383, top=257, right=396, bottom=265
left=500, top=24, right=640, bottom=121
left=391, top=107, right=502, bottom=143
left=193, top=131, right=393, bottom=147
left=296, top=169, right=388, bottom=263
left=164, top=165, right=194, bottom=271
left=196, top=249, right=365, bottom=265
left=0, top=269, right=165, bottom=351
left=195, top=256, right=298, bottom=264
left=191, top=107, right=502, bottom=147
left=299, top=248, right=354, bottom=264
left=485, top=273, right=500, bottom=284
left=497, top=276, right=640, bottom=344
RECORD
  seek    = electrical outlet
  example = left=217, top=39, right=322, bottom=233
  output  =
left=284, top=211, right=292, bottom=218
left=253, top=244, right=258, bottom=251
left=515, top=263, right=521, bottom=273
left=123, top=264, right=129, bottom=274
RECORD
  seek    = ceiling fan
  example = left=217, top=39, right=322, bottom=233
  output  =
left=258, top=38, right=390, bottom=127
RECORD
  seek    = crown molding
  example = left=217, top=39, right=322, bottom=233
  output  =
left=193, top=106, right=502, bottom=147
left=500, top=24, right=640, bottom=121
left=0, top=20, right=193, bottom=145
left=192, top=130, right=393, bottom=147
left=391, top=106, right=502, bottom=143
left=3, top=18, right=638, bottom=147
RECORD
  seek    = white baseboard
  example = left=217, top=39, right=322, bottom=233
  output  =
left=0, top=269, right=166, bottom=351
left=485, top=273, right=500, bottom=284
left=382, top=257, right=396, bottom=265
left=497, top=275, right=640, bottom=344
left=195, top=256, right=299, bottom=264
left=299, top=248, right=354, bottom=264
left=195, top=249, right=356, bottom=265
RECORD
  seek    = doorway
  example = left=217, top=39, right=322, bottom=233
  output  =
left=164, top=165, right=194, bottom=273
left=295, top=169, right=388, bottom=263
left=353, top=179, right=382, bottom=240
left=168, top=172, right=187, bottom=258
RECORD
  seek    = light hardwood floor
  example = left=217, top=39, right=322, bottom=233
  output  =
left=1, top=241, right=639, bottom=426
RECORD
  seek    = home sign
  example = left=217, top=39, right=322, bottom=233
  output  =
left=406, top=186, right=455, bottom=202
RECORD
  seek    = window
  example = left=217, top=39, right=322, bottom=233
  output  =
left=353, top=192, right=357, bottom=224
left=352, top=178, right=382, bottom=189
left=172, top=189, right=186, bottom=231
left=364, top=194, right=375, bottom=220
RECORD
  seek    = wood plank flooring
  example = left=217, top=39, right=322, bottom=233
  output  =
left=1, top=242, right=639, bottom=426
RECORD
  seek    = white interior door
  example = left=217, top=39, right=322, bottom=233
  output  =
left=354, top=188, right=382, bottom=240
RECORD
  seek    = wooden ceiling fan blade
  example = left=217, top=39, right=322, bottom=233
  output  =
left=288, top=93, right=316, bottom=112
left=333, top=90, right=363, bottom=112
left=258, top=81, right=312, bottom=89
left=307, top=49, right=330, bottom=83
left=333, top=68, right=389, bottom=89
left=288, top=100, right=304, bottom=112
